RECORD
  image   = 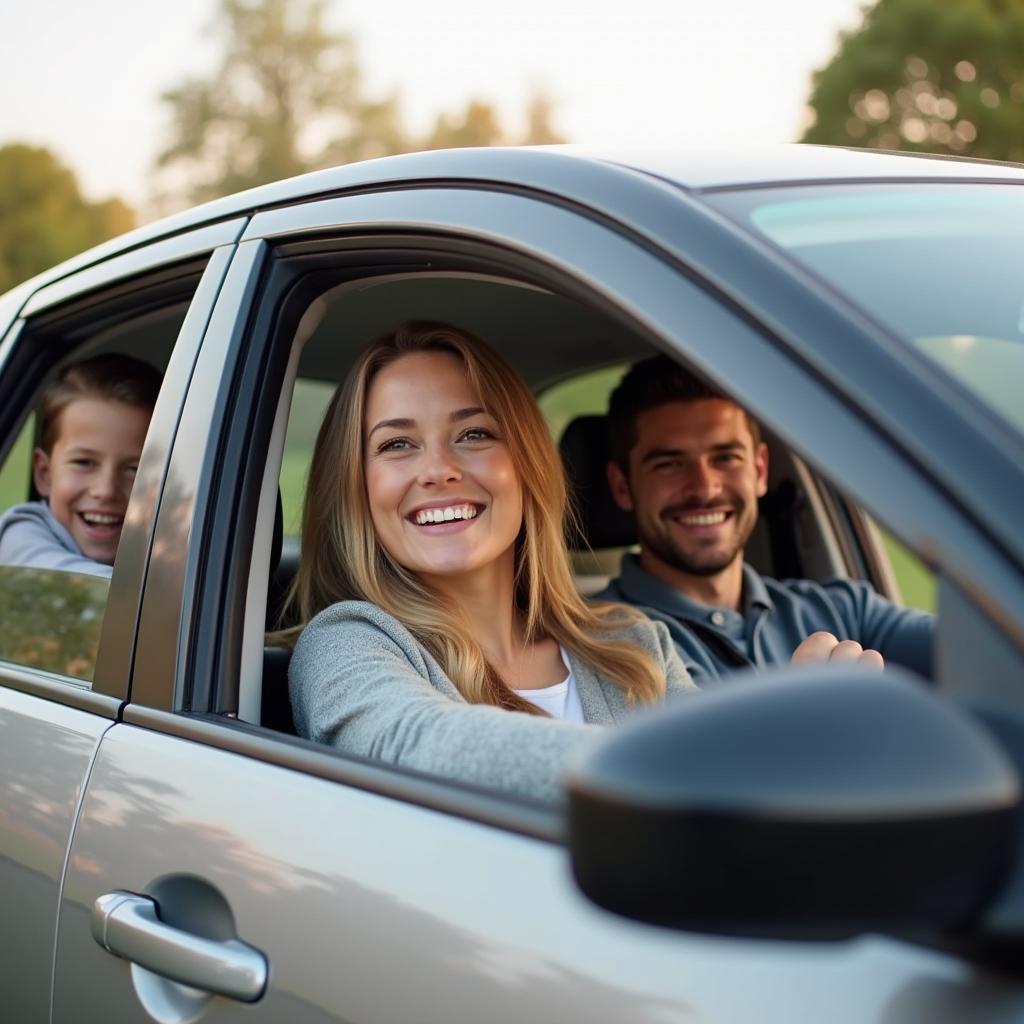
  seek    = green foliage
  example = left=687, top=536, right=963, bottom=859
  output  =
left=880, top=530, right=936, bottom=612
left=803, top=0, right=1024, bottom=161
left=158, top=0, right=401, bottom=203
left=279, top=378, right=335, bottom=534
left=422, top=100, right=505, bottom=151
left=421, top=92, right=566, bottom=151
left=158, top=0, right=565, bottom=204
left=0, top=145, right=135, bottom=292
left=0, top=417, right=33, bottom=513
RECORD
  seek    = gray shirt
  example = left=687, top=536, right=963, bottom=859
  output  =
left=290, top=600, right=696, bottom=804
left=596, top=555, right=934, bottom=685
left=0, top=500, right=112, bottom=578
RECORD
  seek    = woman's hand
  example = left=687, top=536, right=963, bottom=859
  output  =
left=791, top=631, right=884, bottom=671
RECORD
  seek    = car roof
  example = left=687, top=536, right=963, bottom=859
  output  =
left=14, top=144, right=1024, bottom=300
left=589, top=144, right=1024, bottom=190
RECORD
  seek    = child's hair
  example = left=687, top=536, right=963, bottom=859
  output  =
left=39, top=354, right=162, bottom=453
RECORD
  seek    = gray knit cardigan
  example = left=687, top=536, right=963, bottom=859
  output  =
left=289, top=600, right=697, bottom=803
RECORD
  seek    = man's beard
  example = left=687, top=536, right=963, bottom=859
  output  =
left=637, top=500, right=755, bottom=578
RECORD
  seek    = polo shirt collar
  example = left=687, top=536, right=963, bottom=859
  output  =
left=741, top=563, right=774, bottom=614
left=617, top=554, right=775, bottom=620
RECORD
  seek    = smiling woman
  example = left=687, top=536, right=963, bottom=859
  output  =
left=280, top=321, right=696, bottom=802
left=364, top=347, right=525, bottom=589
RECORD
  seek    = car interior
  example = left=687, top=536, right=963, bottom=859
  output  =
left=246, top=270, right=871, bottom=734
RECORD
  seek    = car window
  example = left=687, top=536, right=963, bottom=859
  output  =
left=257, top=270, right=902, bottom=737
left=0, top=276, right=202, bottom=688
left=714, top=183, right=1024, bottom=440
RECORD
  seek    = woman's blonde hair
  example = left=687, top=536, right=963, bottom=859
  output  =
left=278, top=321, right=665, bottom=713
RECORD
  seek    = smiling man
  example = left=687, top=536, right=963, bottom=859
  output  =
left=596, top=355, right=934, bottom=685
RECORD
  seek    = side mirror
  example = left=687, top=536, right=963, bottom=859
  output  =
left=568, top=668, right=1020, bottom=941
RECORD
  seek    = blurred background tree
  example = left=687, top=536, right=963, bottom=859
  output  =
left=421, top=92, right=565, bottom=150
left=157, top=0, right=401, bottom=203
left=158, top=0, right=565, bottom=205
left=802, top=0, right=1024, bottom=161
left=0, top=144, right=135, bottom=292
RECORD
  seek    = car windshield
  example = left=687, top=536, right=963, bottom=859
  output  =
left=714, top=182, right=1024, bottom=438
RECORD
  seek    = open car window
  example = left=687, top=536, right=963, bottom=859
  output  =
left=0, top=271, right=202, bottom=688
left=250, top=265, right=913, bottom=749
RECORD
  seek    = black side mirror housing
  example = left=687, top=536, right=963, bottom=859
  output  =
left=568, top=668, right=1020, bottom=941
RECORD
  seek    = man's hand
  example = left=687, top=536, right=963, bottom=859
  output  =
left=791, top=631, right=884, bottom=671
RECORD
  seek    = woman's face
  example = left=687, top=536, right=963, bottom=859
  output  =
left=363, top=350, right=524, bottom=588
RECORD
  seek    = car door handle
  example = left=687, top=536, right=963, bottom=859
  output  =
left=91, top=892, right=267, bottom=1003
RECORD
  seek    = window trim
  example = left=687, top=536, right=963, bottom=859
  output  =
left=0, top=661, right=123, bottom=718
left=21, top=220, right=247, bottom=318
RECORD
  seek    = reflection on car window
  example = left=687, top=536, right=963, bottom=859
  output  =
left=736, top=184, right=1024, bottom=437
left=0, top=566, right=108, bottom=683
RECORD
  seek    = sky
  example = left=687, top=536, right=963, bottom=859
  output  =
left=1, top=0, right=867, bottom=217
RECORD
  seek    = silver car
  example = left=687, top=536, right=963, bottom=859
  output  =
left=2, top=145, right=1024, bottom=1022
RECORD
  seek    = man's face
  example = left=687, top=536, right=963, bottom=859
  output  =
left=608, top=399, right=768, bottom=582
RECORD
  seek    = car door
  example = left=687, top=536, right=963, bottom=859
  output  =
left=48, top=170, right=1024, bottom=1023
left=0, top=220, right=243, bottom=1023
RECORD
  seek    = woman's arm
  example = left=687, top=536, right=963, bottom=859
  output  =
left=290, top=601, right=599, bottom=804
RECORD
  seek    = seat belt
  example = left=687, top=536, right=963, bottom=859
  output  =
left=680, top=619, right=755, bottom=671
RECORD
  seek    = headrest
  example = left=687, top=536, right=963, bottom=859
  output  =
left=559, top=415, right=637, bottom=551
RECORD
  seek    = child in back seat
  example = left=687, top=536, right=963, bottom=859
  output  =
left=0, top=354, right=161, bottom=578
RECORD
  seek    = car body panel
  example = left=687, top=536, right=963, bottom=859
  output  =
left=20, top=218, right=248, bottom=319
left=0, top=688, right=109, bottom=1024
left=53, top=723, right=1017, bottom=1024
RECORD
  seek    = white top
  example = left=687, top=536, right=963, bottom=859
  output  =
left=513, top=646, right=585, bottom=722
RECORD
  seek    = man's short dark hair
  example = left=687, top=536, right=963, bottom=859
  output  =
left=607, top=354, right=760, bottom=468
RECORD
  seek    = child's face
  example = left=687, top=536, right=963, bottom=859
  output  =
left=33, top=397, right=152, bottom=565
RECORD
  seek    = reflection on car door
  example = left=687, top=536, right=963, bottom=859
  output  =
left=53, top=719, right=1022, bottom=1024
left=0, top=690, right=110, bottom=1024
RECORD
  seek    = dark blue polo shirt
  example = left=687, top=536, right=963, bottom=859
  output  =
left=596, top=555, right=934, bottom=686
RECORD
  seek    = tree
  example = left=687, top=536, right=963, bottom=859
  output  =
left=421, top=99, right=505, bottom=151
left=157, top=0, right=409, bottom=203
left=157, top=0, right=568, bottom=205
left=0, top=145, right=135, bottom=293
left=802, top=0, right=1024, bottom=162
left=521, top=93, right=566, bottom=146
left=420, top=92, right=566, bottom=151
